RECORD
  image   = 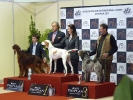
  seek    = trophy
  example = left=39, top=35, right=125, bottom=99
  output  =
left=78, top=75, right=82, bottom=84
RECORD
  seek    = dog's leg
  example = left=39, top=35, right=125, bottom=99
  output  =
left=62, top=58, right=67, bottom=76
left=53, top=59, right=57, bottom=74
left=67, top=54, right=74, bottom=75
left=94, top=62, right=103, bottom=83
left=49, top=59, right=52, bottom=74
left=19, top=64, right=24, bottom=77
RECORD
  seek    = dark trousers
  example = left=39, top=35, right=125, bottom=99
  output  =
left=51, top=58, right=64, bottom=73
left=102, top=59, right=112, bottom=82
left=66, top=59, right=79, bottom=74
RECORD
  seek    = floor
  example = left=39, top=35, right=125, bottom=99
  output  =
left=0, top=80, right=114, bottom=100
left=0, top=88, right=113, bottom=100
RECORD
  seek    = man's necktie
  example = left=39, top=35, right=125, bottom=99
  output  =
left=52, top=32, right=56, bottom=42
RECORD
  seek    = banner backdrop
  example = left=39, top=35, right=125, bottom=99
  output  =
left=60, top=4, right=133, bottom=85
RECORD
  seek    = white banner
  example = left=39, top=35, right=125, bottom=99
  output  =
left=73, top=5, right=133, bottom=19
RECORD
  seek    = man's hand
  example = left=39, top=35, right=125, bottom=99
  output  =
left=103, top=53, right=109, bottom=58
left=71, top=50, right=76, bottom=52
left=43, top=57, right=47, bottom=63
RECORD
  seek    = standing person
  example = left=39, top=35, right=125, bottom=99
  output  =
left=89, top=23, right=118, bottom=83
left=48, top=21, right=65, bottom=73
left=53, top=24, right=79, bottom=74
left=24, top=34, right=47, bottom=63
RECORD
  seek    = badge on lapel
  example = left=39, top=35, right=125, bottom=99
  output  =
left=58, top=37, right=61, bottom=39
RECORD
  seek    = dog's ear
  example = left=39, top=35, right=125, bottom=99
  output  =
left=14, top=49, right=16, bottom=55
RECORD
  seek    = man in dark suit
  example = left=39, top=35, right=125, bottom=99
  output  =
left=24, top=34, right=47, bottom=63
left=48, top=21, right=65, bottom=73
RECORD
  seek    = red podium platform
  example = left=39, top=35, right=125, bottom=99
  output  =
left=31, top=73, right=79, bottom=96
left=61, top=81, right=115, bottom=99
left=4, top=77, right=32, bottom=92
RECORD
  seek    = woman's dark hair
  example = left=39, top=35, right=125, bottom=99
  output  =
left=67, top=24, right=77, bottom=39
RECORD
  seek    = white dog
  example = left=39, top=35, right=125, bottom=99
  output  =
left=41, top=40, right=78, bottom=76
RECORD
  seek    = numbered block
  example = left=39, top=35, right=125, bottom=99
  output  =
left=31, top=73, right=79, bottom=96
left=61, top=81, right=115, bottom=99
left=4, top=77, right=32, bottom=92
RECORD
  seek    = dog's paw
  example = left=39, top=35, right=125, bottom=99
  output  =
left=71, top=72, right=74, bottom=75
left=64, top=74, right=67, bottom=76
left=48, top=72, right=51, bottom=74
left=53, top=72, right=56, bottom=74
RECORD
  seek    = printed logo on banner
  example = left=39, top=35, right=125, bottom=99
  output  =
left=118, top=20, right=125, bottom=26
left=75, top=10, right=82, bottom=17
left=112, top=52, right=117, bottom=63
left=90, top=40, right=97, bottom=50
left=90, top=72, right=97, bottom=81
left=90, top=29, right=99, bottom=40
left=82, top=20, right=90, bottom=29
left=127, top=29, right=133, bottom=40
left=78, top=61, right=82, bottom=71
left=66, top=19, right=74, bottom=28
left=108, top=29, right=117, bottom=39
left=117, top=63, right=126, bottom=74
left=79, top=40, right=82, bottom=50
left=127, top=40, right=133, bottom=51
left=82, top=40, right=90, bottom=51
left=126, top=17, right=133, bottom=28
left=74, top=20, right=82, bottom=29
left=117, top=18, right=126, bottom=28
left=61, top=19, right=66, bottom=29
left=123, top=7, right=132, bottom=15
left=60, top=9, right=66, bottom=19
left=126, top=52, right=133, bottom=63
left=90, top=19, right=98, bottom=29
left=108, top=18, right=117, bottom=28
left=99, top=19, right=107, bottom=26
left=82, top=29, right=90, bottom=39
left=61, top=11, right=65, bottom=17
left=117, top=74, right=125, bottom=85
left=76, top=29, right=82, bottom=40
left=110, top=74, right=117, bottom=85
left=117, top=29, right=126, bottom=40
left=66, top=8, right=74, bottom=19
left=99, top=20, right=107, bottom=25
left=111, top=63, right=117, bottom=73
left=117, top=40, right=126, bottom=51
left=117, top=52, right=126, bottom=63
left=127, top=63, right=133, bottom=74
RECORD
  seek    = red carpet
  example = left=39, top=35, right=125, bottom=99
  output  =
left=0, top=92, right=72, bottom=100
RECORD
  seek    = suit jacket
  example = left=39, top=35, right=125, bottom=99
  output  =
left=24, top=42, right=46, bottom=59
left=54, top=36, right=79, bottom=60
left=48, top=30, right=65, bottom=48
